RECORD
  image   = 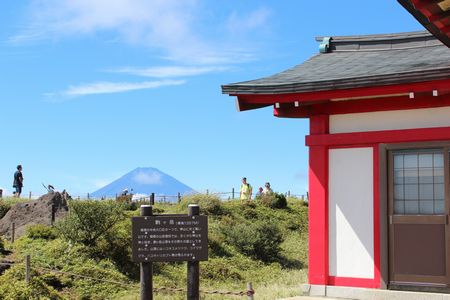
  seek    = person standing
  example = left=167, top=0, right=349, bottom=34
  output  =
left=240, top=177, right=253, bottom=200
left=263, top=182, right=273, bottom=195
left=13, top=165, right=23, bottom=198
left=255, top=187, right=264, bottom=198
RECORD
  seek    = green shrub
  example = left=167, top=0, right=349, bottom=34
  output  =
left=56, top=200, right=126, bottom=247
left=221, top=220, right=284, bottom=262
left=123, top=201, right=138, bottom=211
left=93, top=218, right=139, bottom=279
left=180, top=194, right=224, bottom=215
left=13, top=238, right=130, bottom=299
left=0, top=264, right=63, bottom=299
left=64, top=260, right=130, bottom=299
left=208, top=222, right=231, bottom=258
left=26, top=224, right=57, bottom=240
left=201, top=258, right=242, bottom=281
left=258, top=193, right=288, bottom=209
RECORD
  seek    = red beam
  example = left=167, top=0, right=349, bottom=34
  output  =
left=428, top=10, right=450, bottom=22
left=234, top=79, right=450, bottom=106
left=411, top=0, right=442, bottom=9
left=275, top=93, right=450, bottom=118
left=328, top=276, right=380, bottom=289
left=306, top=126, right=450, bottom=147
left=439, top=24, right=450, bottom=33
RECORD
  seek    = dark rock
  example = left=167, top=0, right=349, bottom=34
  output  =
left=0, top=192, right=69, bottom=239
left=0, top=260, right=12, bottom=275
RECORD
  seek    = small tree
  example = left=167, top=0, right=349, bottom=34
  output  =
left=258, top=193, right=288, bottom=209
left=221, top=220, right=284, bottom=262
left=56, top=200, right=125, bottom=247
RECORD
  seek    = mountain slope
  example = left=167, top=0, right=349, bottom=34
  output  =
left=91, top=167, right=195, bottom=198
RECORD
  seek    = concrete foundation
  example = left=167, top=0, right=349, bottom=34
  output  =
left=301, top=284, right=450, bottom=300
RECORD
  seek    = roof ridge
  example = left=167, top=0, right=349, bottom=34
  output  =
left=315, top=31, right=444, bottom=53
left=315, top=31, right=432, bottom=42
left=331, top=42, right=444, bottom=53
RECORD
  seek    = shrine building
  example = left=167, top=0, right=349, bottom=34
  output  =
left=221, top=3, right=450, bottom=294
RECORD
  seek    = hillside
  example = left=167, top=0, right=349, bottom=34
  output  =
left=0, top=194, right=308, bottom=299
left=91, top=167, right=195, bottom=199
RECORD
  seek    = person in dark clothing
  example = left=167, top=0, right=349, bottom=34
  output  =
left=13, top=165, right=23, bottom=198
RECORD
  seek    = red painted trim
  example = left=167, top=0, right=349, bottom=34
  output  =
left=306, top=126, right=450, bottom=147
left=412, top=0, right=442, bottom=10
left=310, top=115, right=329, bottom=135
left=275, top=94, right=450, bottom=118
left=441, top=25, right=450, bottom=33
left=329, top=276, right=380, bottom=288
left=234, top=79, right=450, bottom=105
left=308, top=115, right=329, bottom=285
left=373, top=145, right=381, bottom=288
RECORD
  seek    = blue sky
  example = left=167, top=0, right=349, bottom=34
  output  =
left=0, top=1, right=423, bottom=197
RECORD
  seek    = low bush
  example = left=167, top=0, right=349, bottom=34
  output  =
left=208, top=222, right=231, bottom=258
left=93, top=218, right=139, bottom=279
left=13, top=237, right=130, bottom=299
left=180, top=194, right=224, bottom=215
left=56, top=200, right=126, bottom=247
left=201, top=258, right=242, bottom=281
left=221, top=220, right=284, bottom=262
left=0, top=264, right=63, bottom=299
left=26, top=224, right=57, bottom=240
left=258, top=193, right=288, bottom=209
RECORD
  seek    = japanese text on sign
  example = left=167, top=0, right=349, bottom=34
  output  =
left=132, top=215, right=208, bottom=262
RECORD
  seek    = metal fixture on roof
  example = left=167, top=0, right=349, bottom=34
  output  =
left=221, top=32, right=450, bottom=96
left=319, top=37, right=331, bottom=53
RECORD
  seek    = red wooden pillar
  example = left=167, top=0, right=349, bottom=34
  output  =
left=308, top=115, right=329, bottom=285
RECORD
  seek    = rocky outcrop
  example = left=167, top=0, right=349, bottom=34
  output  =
left=0, top=192, right=69, bottom=239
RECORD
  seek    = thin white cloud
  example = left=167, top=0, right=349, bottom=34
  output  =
left=10, top=0, right=271, bottom=64
left=133, top=172, right=162, bottom=185
left=46, top=79, right=185, bottom=98
left=111, top=65, right=230, bottom=78
left=226, top=7, right=272, bottom=34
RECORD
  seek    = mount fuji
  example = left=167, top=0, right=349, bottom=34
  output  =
left=91, top=167, right=195, bottom=199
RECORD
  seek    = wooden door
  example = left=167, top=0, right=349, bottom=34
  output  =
left=389, top=149, right=449, bottom=287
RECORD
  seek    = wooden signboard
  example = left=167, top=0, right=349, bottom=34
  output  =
left=132, top=214, right=208, bottom=262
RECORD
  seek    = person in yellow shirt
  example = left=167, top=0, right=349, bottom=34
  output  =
left=240, top=177, right=253, bottom=200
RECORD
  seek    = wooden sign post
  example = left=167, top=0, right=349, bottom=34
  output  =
left=132, top=204, right=208, bottom=300
left=140, top=205, right=153, bottom=300
left=187, top=204, right=200, bottom=299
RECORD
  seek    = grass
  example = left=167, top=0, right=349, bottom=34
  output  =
left=116, top=197, right=309, bottom=299
left=0, top=195, right=309, bottom=299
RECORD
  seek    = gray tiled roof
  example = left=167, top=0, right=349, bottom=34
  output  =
left=222, top=31, right=450, bottom=95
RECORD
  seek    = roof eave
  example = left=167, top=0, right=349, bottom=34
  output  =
left=222, top=68, right=450, bottom=95
left=397, top=0, right=450, bottom=47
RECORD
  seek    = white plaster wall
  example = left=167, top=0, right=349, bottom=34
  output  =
left=330, top=106, right=450, bottom=134
left=329, top=147, right=374, bottom=278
